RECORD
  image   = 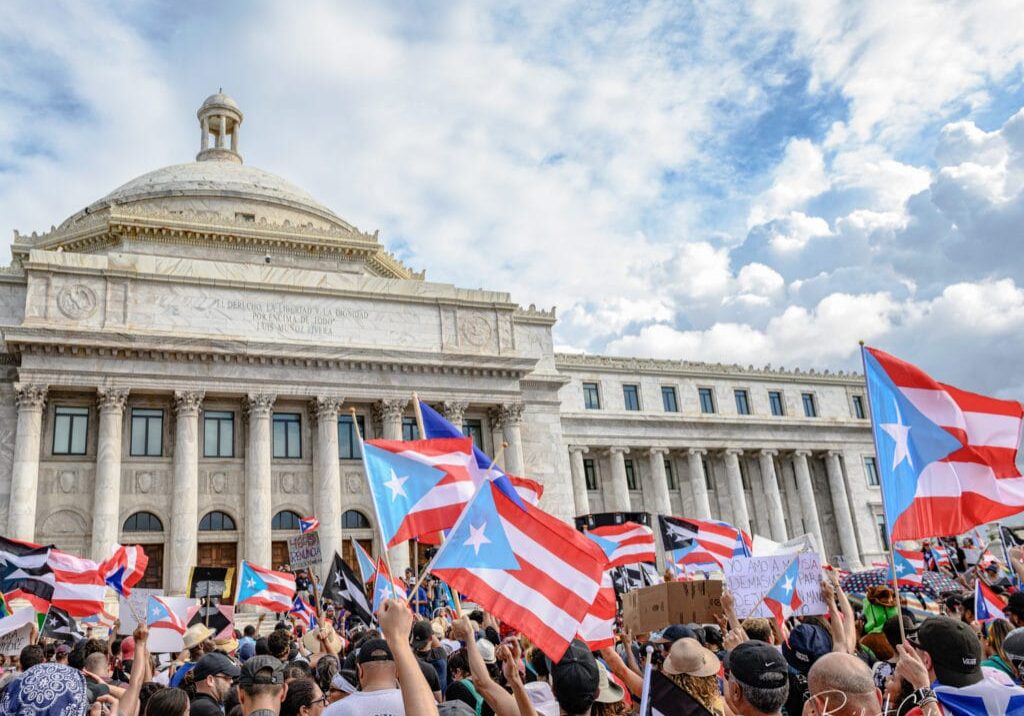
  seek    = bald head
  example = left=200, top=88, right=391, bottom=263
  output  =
left=805, top=653, right=881, bottom=716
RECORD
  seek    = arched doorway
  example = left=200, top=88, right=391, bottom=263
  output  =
left=197, top=510, right=238, bottom=579
left=271, top=510, right=302, bottom=568
left=121, top=511, right=165, bottom=589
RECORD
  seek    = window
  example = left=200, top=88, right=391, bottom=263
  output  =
left=203, top=411, right=234, bottom=458
left=402, top=417, right=420, bottom=441
left=864, top=457, right=879, bottom=487
left=272, top=510, right=301, bottom=530
left=624, top=459, right=638, bottom=491
left=852, top=395, right=866, bottom=419
left=768, top=391, right=785, bottom=417
left=665, top=459, right=676, bottom=490
left=702, top=456, right=713, bottom=490
left=623, top=385, right=640, bottom=411
left=130, top=409, right=164, bottom=457
left=338, top=415, right=365, bottom=459
left=734, top=390, right=751, bottom=415
left=199, top=511, right=236, bottom=531
left=661, top=386, right=679, bottom=413
left=272, top=413, right=302, bottom=458
left=343, top=510, right=371, bottom=529
left=464, top=419, right=484, bottom=451
left=123, top=511, right=163, bottom=532
left=583, top=459, right=598, bottom=491
left=874, top=512, right=889, bottom=551
left=698, top=388, right=716, bottom=414
left=802, top=393, right=817, bottom=418
left=53, top=406, right=89, bottom=455
left=583, top=382, right=601, bottom=410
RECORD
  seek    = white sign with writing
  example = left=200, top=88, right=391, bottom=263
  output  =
left=724, top=553, right=826, bottom=619
left=288, top=532, right=323, bottom=570
left=0, top=609, right=36, bottom=656
left=119, top=588, right=165, bottom=635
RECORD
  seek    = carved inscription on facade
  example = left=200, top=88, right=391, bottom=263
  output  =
left=201, top=298, right=371, bottom=337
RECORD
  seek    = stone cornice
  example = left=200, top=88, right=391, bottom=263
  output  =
left=554, top=352, right=865, bottom=384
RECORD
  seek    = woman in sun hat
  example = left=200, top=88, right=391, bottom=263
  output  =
left=662, top=637, right=724, bottom=716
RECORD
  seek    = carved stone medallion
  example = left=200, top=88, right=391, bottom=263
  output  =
left=57, top=470, right=76, bottom=494
left=459, top=313, right=492, bottom=348
left=210, top=472, right=226, bottom=494
left=345, top=475, right=362, bottom=494
left=56, top=284, right=98, bottom=320
left=136, top=471, right=154, bottom=494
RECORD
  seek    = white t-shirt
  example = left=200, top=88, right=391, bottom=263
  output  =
left=322, top=689, right=405, bottom=716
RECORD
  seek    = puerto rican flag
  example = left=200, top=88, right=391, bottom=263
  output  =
left=147, top=595, right=187, bottom=634
left=578, top=570, right=615, bottom=650
left=370, top=557, right=407, bottom=615
left=935, top=679, right=1024, bottom=714
left=99, top=545, right=149, bottom=597
left=352, top=538, right=376, bottom=584
left=363, top=437, right=477, bottom=547
left=236, top=561, right=296, bottom=612
left=587, top=522, right=656, bottom=567
left=46, top=550, right=108, bottom=618
left=658, top=515, right=751, bottom=568
left=763, top=556, right=802, bottom=629
left=891, top=548, right=925, bottom=586
left=975, top=579, right=1007, bottom=622
left=290, top=595, right=318, bottom=630
left=299, top=517, right=320, bottom=534
left=508, top=475, right=544, bottom=506
left=431, top=481, right=606, bottom=661
left=864, top=347, right=1024, bottom=541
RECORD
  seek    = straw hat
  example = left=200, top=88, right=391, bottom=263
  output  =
left=662, top=637, right=719, bottom=677
left=594, top=662, right=625, bottom=704
left=214, top=636, right=239, bottom=654
left=302, top=624, right=345, bottom=655
left=183, top=624, right=215, bottom=650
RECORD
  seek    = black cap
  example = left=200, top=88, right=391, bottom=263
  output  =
left=782, top=623, right=832, bottom=675
left=550, top=639, right=599, bottom=702
left=238, top=656, right=285, bottom=687
left=726, top=641, right=788, bottom=689
left=1007, top=591, right=1024, bottom=618
left=411, top=621, right=433, bottom=650
left=194, top=652, right=241, bottom=681
left=357, top=638, right=394, bottom=665
left=914, top=616, right=983, bottom=688
left=653, top=624, right=698, bottom=644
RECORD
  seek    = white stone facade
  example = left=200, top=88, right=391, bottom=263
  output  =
left=0, top=96, right=884, bottom=593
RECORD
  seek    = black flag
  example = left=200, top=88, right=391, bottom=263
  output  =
left=42, top=605, right=84, bottom=643
left=657, top=516, right=699, bottom=552
left=643, top=669, right=713, bottom=716
left=323, top=552, right=373, bottom=625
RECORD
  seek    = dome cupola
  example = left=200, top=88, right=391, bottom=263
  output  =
left=196, top=90, right=244, bottom=164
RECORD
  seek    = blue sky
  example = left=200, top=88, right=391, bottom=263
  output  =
left=2, top=1, right=1024, bottom=395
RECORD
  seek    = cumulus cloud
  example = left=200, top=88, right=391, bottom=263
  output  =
left=747, top=139, right=830, bottom=227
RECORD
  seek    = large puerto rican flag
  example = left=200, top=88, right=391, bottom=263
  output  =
left=586, top=522, right=656, bottom=567
left=236, top=561, right=296, bottom=612
left=863, top=346, right=1024, bottom=541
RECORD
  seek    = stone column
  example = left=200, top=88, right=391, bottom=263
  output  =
left=312, top=396, right=343, bottom=576
left=201, top=116, right=209, bottom=150
left=169, top=390, right=204, bottom=595
left=687, top=449, right=712, bottom=520
left=758, top=449, right=788, bottom=542
left=374, top=399, right=411, bottom=579
left=568, top=446, right=591, bottom=517
left=495, top=403, right=525, bottom=476
left=441, top=401, right=468, bottom=431
left=607, top=447, right=631, bottom=513
left=646, top=448, right=672, bottom=517
left=722, top=449, right=751, bottom=534
left=243, top=393, right=275, bottom=578
left=7, top=384, right=47, bottom=542
left=90, top=388, right=129, bottom=562
left=792, top=450, right=823, bottom=548
left=825, top=451, right=861, bottom=567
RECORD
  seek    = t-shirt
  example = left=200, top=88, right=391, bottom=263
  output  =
left=417, top=658, right=441, bottom=693
left=190, top=693, right=223, bottom=716
left=322, top=688, right=405, bottom=716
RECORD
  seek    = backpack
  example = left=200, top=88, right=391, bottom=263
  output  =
left=459, top=678, right=484, bottom=716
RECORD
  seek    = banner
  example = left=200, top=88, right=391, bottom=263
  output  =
left=119, top=587, right=164, bottom=635
left=724, top=553, right=826, bottom=619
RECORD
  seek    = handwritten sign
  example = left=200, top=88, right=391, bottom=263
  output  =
left=0, top=610, right=35, bottom=655
left=288, top=532, right=323, bottom=570
left=724, top=553, right=826, bottom=619
left=119, top=588, right=165, bottom=635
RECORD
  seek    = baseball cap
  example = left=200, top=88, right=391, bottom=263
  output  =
left=357, top=638, right=394, bottom=664
left=120, top=637, right=135, bottom=661
left=684, top=623, right=707, bottom=646
left=652, top=624, right=698, bottom=645
left=1003, top=627, right=1024, bottom=670
left=438, top=702, right=476, bottom=716
left=55, top=644, right=71, bottom=656
left=412, top=621, right=433, bottom=650
left=782, top=623, right=832, bottom=675
left=913, top=616, right=983, bottom=688
left=726, top=640, right=788, bottom=689
left=193, top=652, right=241, bottom=681
left=550, top=639, right=599, bottom=706
left=524, top=682, right=560, bottom=716
left=1007, top=592, right=1024, bottom=618
left=238, top=656, right=285, bottom=687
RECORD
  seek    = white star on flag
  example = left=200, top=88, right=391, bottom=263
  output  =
left=896, top=561, right=908, bottom=574
left=246, top=578, right=256, bottom=589
left=782, top=575, right=794, bottom=596
left=384, top=470, right=408, bottom=500
left=464, top=523, right=491, bottom=556
left=880, top=403, right=913, bottom=470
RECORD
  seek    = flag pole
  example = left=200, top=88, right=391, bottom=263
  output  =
left=859, top=341, right=907, bottom=644
left=351, top=407, right=399, bottom=602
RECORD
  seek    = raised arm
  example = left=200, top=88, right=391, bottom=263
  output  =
left=451, top=617, right=518, bottom=716
left=599, top=645, right=644, bottom=698
left=379, top=599, right=439, bottom=716
left=118, top=624, right=150, bottom=716
left=498, top=642, right=537, bottom=716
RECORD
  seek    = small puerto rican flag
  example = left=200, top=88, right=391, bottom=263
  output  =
left=975, top=579, right=1007, bottom=622
left=290, top=595, right=317, bottom=630
left=299, top=516, right=320, bottom=534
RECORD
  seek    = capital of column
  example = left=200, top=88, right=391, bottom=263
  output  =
left=648, top=447, right=670, bottom=457
left=723, top=447, right=744, bottom=457
left=760, top=448, right=779, bottom=458
left=688, top=448, right=707, bottom=457
left=373, top=398, right=408, bottom=424
left=793, top=449, right=813, bottom=458
left=441, top=400, right=468, bottom=426
left=568, top=445, right=590, bottom=456
left=14, top=383, right=47, bottom=411
left=97, top=387, right=130, bottom=413
left=173, top=390, right=205, bottom=417
left=608, top=446, right=630, bottom=456
left=826, top=449, right=843, bottom=459
left=311, top=396, right=344, bottom=423
left=490, top=402, right=525, bottom=429
left=244, top=392, right=276, bottom=419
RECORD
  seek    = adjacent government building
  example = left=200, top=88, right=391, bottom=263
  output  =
left=0, top=95, right=883, bottom=594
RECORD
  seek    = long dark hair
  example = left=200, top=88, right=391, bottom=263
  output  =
left=144, top=687, right=189, bottom=716
left=281, top=678, right=319, bottom=716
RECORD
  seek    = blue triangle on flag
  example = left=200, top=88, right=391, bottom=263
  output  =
left=433, top=484, right=520, bottom=571
left=237, top=563, right=268, bottom=602
left=586, top=532, right=618, bottom=560
left=363, top=443, right=449, bottom=543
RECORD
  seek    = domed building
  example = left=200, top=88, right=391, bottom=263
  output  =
left=0, top=95, right=880, bottom=593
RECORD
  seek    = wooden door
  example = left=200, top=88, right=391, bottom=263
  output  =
left=133, top=544, right=164, bottom=589
left=272, top=541, right=289, bottom=570
left=197, top=542, right=237, bottom=569
left=341, top=539, right=374, bottom=576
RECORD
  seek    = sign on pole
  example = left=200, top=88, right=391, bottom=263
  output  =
left=287, top=532, right=323, bottom=570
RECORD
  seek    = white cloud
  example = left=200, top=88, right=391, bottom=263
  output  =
left=747, top=139, right=830, bottom=227
left=766, top=212, right=832, bottom=253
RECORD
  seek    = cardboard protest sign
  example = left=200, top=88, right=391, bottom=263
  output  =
left=288, top=532, right=323, bottom=570
left=621, top=580, right=723, bottom=633
left=724, top=553, right=825, bottom=619
left=0, top=609, right=35, bottom=656
left=147, top=596, right=196, bottom=653
left=119, top=588, right=164, bottom=635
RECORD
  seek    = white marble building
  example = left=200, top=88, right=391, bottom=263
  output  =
left=0, top=95, right=883, bottom=594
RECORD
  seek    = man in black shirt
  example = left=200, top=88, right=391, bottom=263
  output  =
left=411, top=621, right=446, bottom=696
left=190, top=653, right=240, bottom=716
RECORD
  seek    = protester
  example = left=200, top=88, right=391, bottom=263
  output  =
left=723, top=641, right=789, bottom=716
left=237, top=657, right=287, bottom=716
left=0, top=664, right=94, bottom=716
left=781, top=623, right=833, bottom=716
left=190, top=653, right=241, bottom=716
left=981, top=618, right=1018, bottom=684
left=145, top=689, right=189, bottom=716
left=661, top=637, right=723, bottom=715
left=805, top=652, right=882, bottom=715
